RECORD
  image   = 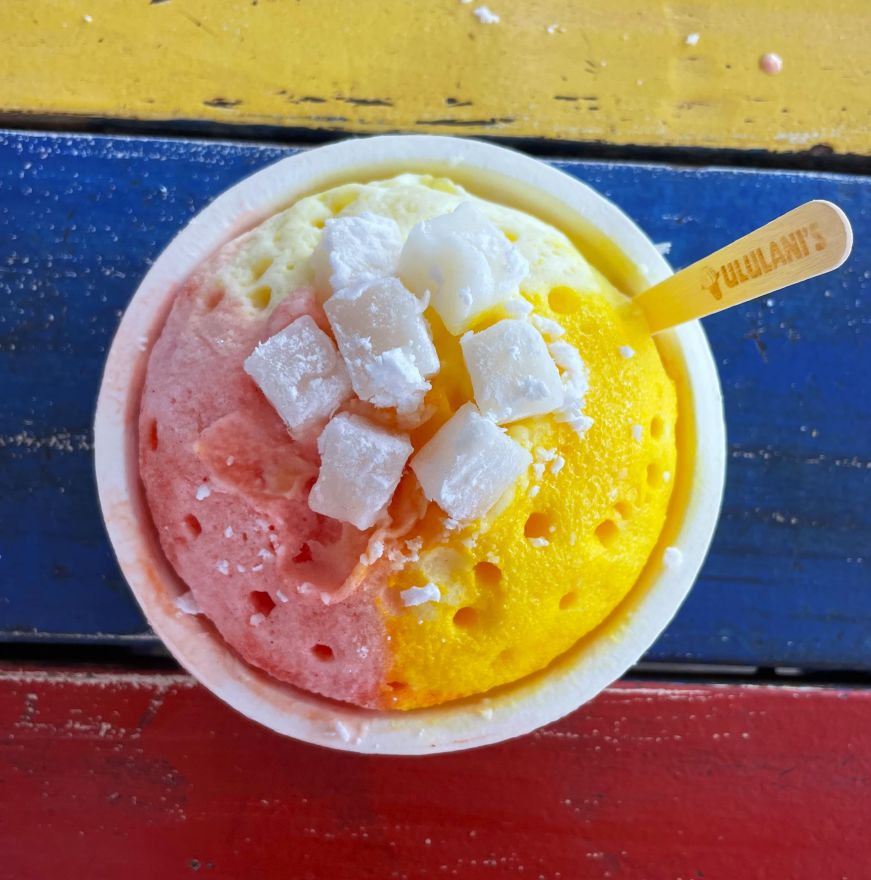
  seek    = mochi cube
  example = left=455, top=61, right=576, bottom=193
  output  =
left=324, top=277, right=439, bottom=413
left=460, top=319, right=564, bottom=424
left=311, top=212, right=403, bottom=299
left=411, top=403, right=531, bottom=522
left=399, top=202, right=529, bottom=335
left=244, top=315, right=352, bottom=435
left=308, top=413, right=413, bottom=530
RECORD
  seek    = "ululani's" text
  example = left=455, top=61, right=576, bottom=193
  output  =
left=700, top=222, right=826, bottom=300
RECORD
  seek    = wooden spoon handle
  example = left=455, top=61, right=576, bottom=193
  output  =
left=635, top=200, right=853, bottom=334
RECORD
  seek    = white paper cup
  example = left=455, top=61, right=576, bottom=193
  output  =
left=95, top=136, right=725, bottom=754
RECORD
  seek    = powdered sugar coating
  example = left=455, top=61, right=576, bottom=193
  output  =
left=548, top=340, right=594, bottom=437
left=400, top=583, right=441, bottom=607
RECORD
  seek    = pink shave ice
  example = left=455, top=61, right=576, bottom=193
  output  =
left=139, top=267, right=398, bottom=707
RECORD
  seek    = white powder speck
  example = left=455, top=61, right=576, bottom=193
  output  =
left=400, top=583, right=441, bottom=607
left=663, top=546, right=684, bottom=570
left=663, top=471, right=672, bottom=483
left=535, top=446, right=557, bottom=462
left=195, top=483, right=211, bottom=501
left=216, top=559, right=230, bottom=576
left=275, top=589, right=288, bottom=603
left=359, top=539, right=385, bottom=566
left=529, top=485, right=540, bottom=498
left=136, top=334, right=148, bottom=351
left=519, top=376, right=550, bottom=400
left=226, top=456, right=235, bottom=466
left=357, top=645, right=370, bottom=658
left=257, top=548, right=274, bottom=561
left=473, top=5, right=500, bottom=23
left=236, top=564, right=246, bottom=574
left=631, top=424, right=644, bottom=442
left=532, top=462, right=545, bottom=480
left=654, top=241, right=672, bottom=256
left=249, top=613, right=266, bottom=627
left=224, top=526, right=233, bottom=538
left=546, top=23, right=563, bottom=34
left=549, top=340, right=593, bottom=438
left=444, top=517, right=461, bottom=531
left=387, top=537, right=423, bottom=565
left=83, top=14, right=93, bottom=23
left=528, top=537, right=549, bottom=548
left=685, top=32, right=699, bottom=46
left=174, top=591, right=201, bottom=615
left=404, top=538, right=423, bottom=562
left=334, top=720, right=352, bottom=743
left=550, top=456, right=565, bottom=475
left=619, top=345, right=636, bottom=359
left=252, top=564, right=264, bottom=573
left=531, top=314, right=565, bottom=338
left=503, top=298, right=533, bottom=316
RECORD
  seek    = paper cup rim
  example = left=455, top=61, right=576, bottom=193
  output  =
left=94, top=135, right=725, bottom=754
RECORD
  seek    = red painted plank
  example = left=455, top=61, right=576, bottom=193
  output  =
left=1, top=667, right=869, bottom=880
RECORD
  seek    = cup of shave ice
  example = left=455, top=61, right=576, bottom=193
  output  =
left=95, top=136, right=725, bottom=754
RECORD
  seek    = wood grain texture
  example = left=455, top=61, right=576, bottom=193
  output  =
left=0, top=131, right=869, bottom=670
left=639, top=200, right=853, bottom=332
left=1, top=0, right=870, bottom=156
left=1, top=667, right=870, bottom=879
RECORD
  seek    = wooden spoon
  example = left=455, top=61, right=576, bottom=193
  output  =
left=634, top=200, right=852, bottom=333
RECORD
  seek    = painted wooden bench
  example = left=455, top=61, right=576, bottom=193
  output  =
left=2, top=667, right=869, bottom=878
left=1, top=132, right=867, bottom=668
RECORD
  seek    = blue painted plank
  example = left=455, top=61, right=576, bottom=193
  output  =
left=0, top=131, right=868, bottom=668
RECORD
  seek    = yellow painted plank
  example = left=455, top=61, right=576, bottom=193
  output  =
left=1, top=0, right=869, bottom=154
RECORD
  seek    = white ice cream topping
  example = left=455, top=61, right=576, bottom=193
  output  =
left=411, top=404, right=531, bottom=522
left=324, top=277, right=438, bottom=414
left=461, top=319, right=563, bottom=424
left=248, top=200, right=595, bottom=529
left=244, top=314, right=352, bottom=435
left=399, top=203, right=528, bottom=334
left=308, top=412, right=412, bottom=531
